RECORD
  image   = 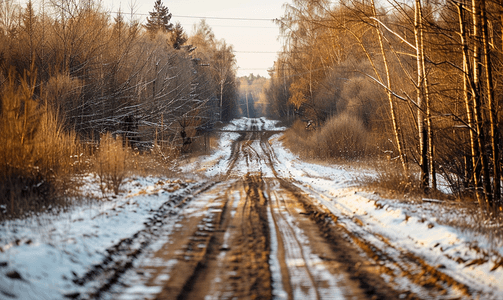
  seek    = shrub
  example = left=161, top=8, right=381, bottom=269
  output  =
left=366, top=163, right=423, bottom=196
left=283, top=114, right=375, bottom=160
left=0, top=70, right=77, bottom=217
left=314, top=113, right=372, bottom=159
left=95, top=133, right=130, bottom=195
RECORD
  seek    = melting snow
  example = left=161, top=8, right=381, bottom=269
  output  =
left=1, top=117, right=502, bottom=299
left=269, top=133, right=503, bottom=299
left=0, top=176, right=196, bottom=300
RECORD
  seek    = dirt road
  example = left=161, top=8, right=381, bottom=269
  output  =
left=79, top=118, right=477, bottom=300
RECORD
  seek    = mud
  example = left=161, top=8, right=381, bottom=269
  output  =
left=83, top=118, right=472, bottom=300
left=178, top=174, right=272, bottom=300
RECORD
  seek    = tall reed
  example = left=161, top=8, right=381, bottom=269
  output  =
left=0, top=70, right=77, bottom=216
left=96, top=133, right=130, bottom=195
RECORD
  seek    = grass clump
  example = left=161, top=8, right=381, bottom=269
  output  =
left=363, top=162, right=425, bottom=199
left=283, top=114, right=376, bottom=161
left=0, top=70, right=78, bottom=218
left=94, top=134, right=183, bottom=194
left=95, top=133, right=131, bottom=195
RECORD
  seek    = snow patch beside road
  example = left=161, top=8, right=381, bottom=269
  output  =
left=0, top=176, right=196, bottom=300
left=270, top=135, right=503, bottom=299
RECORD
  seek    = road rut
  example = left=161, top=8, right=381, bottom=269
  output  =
left=96, top=118, right=468, bottom=300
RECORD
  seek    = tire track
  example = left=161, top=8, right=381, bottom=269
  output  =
left=72, top=181, right=218, bottom=300
left=110, top=117, right=443, bottom=300
left=267, top=186, right=320, bottom=299
left=283, top=180, right=473, bottom=299
left=177, top=174, right=273, bottom=300
left=255, top=121, right=473, bottom=299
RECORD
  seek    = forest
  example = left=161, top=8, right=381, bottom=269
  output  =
left=237, top=74, right=268, bottom=118
left=2, top=0, right=503, bottom=218
left=0, top=0, right=239, bottom=215
left=265, top=0, right=503, bottom=215
left=1, top=1, right=503, bottom=298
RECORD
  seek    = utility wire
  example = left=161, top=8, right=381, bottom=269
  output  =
left=177, top=23, right=277, bottom=29
left=110, top=11, right=280, bottom=73
left=207, top=25, right=277, bottom=29
left=112, top=11, right=275, bottom=22
left=234, top=51, right=278, bottom=53
left=173, top=15, right=275, bottom=22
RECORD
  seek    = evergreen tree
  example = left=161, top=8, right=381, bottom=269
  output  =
left=144, top=0, right=173, bottom=34
left=20, top=0, right=38, bottom=67
left=170, top=22, right=188, bottom=50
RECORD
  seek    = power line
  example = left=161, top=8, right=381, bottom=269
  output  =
left=110, top=11, right=280, bottom=71
left=178, top=23, right=277, bottom=29
left=173, top=15, right=275, bottom=22
left=113, top=12, right=278, bottom=28
left=234, top=51, right=278, bottom=54
left=209, top=25, right=277, bottom=29
left=112, top=11, right=275, bottom=22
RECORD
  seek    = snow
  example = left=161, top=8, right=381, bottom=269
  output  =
left=267, top=179, right=346, bottom=300
left=0, top=176, right=197, bottom=299
left=1, top=117, right=502, bottom=299
left=180, top=131, right=240, bottom=177
left=181, top=117, right=285, bottom=178
left=266, top=203, right=289, bottom=300
left=269, top=133, right=503, bottom=299
left=223, top=117, right=286, bottom=132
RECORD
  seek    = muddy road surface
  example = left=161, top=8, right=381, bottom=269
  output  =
left=80, top=118, right=474, bottom=300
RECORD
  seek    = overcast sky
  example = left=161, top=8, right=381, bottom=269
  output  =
left=102, top=0, right=288, bottom=77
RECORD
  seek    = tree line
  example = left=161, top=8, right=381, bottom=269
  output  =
left=265, top=0, right=503, bottom=214
left=237, top=74, right=268, bottom=118
left=0, top=0, right=240, bottom=212
left=0, top=0, right=239, bottom=149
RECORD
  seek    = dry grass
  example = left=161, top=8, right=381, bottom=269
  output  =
left=0, top=70, right=78, bottom=218
left=283, top=114, right=376, bottom=161
left=362, top=162, right=426, bottom=199
left=372, top=166, right=503, bottom=249
left=435, top=201, right=503, bottom=250
left=95, top=133, right=131, bottom=195
left=130, top=142, right=180, bottom=177
left=0, top=67, right=185, bottom=217
left=359, top=159, right=503, bottom=248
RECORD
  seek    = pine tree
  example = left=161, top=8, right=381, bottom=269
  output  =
left=144, top=0, right=173, bottom=34
left=20, top=0, right=38, bottom=67
left=170, top=22, right=188, bottom=49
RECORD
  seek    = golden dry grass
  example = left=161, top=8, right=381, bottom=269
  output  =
left=0, top=70, right=78, bottom=216
left=283, top=114, right=377, bottom=161
left=95, top=133, right=131, bottom=195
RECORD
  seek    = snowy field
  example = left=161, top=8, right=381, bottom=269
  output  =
left=1, top=117, right=502, bottom=299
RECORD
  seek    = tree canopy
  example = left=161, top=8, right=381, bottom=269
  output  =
left=170, top=22, right=188, bottom=50
left=144, top=0, right=173, bottom=34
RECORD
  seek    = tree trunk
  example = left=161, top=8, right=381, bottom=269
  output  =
left=458, top=2, right=483, bottom=205
left=370, top=0, right=408, bottom=175
left=246, top=92, right=250, bottom=118
left=472, top=0, right=492, bottom=208
left=220, top=81, right=224, bottom=121
left=417, top=0, right=436, bottom=190
left=480, top=0, right=500, bottom=208
left=415, top=0, right=429, bottom=190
